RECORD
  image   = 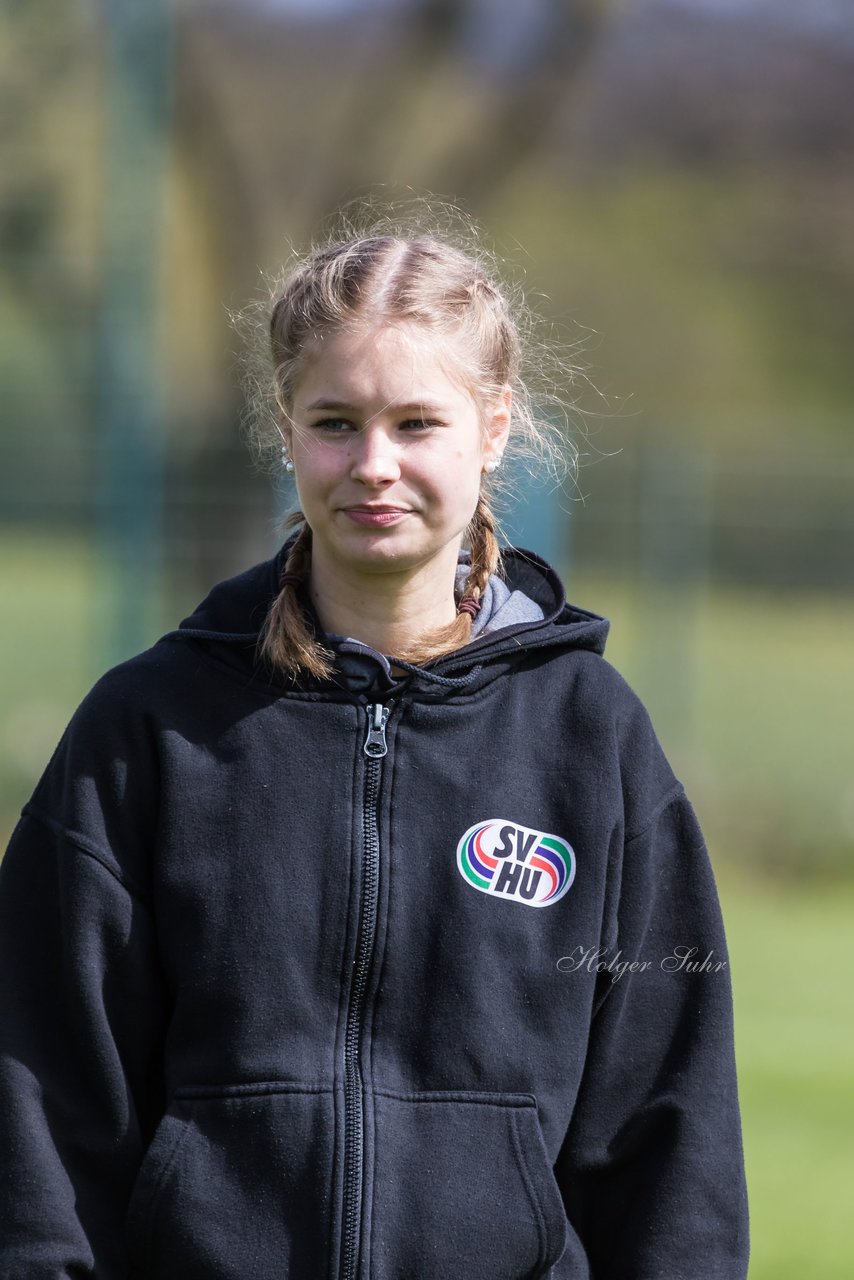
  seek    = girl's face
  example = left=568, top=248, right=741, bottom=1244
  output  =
left=285, top=324, right=510, bottom=590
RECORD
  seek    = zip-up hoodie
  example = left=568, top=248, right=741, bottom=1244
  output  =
left=0, top=543, right=749, bottom=1280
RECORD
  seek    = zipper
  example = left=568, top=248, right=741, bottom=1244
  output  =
left=340, top=701, right=389, bottom=1280
left=362, top=702, right=390, bottom=760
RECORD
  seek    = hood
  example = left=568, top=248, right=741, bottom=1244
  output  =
left=159, top=539, right=610, bottom=698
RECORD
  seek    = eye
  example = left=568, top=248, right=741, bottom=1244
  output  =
left=313, top=417, right=355, bottom=434
left=400, top=417, right=442, bottom=433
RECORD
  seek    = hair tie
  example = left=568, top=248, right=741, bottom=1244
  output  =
left=280, top=572, right=303, bottom=591
left=457, top=595, right=481, bottom=618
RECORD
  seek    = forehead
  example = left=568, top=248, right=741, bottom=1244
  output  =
left=292, top=324, right=475, bottom=412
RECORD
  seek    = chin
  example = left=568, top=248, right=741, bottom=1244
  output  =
left=347, top=544, right=424, bottom=573
left=339, top=534, right=446, bottom=577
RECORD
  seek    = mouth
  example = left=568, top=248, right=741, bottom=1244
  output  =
left=342, top=505, right=412, bottom=527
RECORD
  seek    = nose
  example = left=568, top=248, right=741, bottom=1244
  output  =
left=349, top=425, right=401, bottom=487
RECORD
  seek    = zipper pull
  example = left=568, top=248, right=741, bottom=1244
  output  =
left=363, top=703, right=390, bottom=759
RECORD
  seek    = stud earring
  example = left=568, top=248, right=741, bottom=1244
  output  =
left=281, top=445, right=295, bottom=474
left=483, top=453, right=503, bottom=474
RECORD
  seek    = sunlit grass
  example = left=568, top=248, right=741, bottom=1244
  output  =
left=570, top=571, right=854, bottom=878
left=719, top=869, right=854, bottom=1279
left=0, top=532, right=96, bottom=819
left=0, top=529, right=168, bottom=826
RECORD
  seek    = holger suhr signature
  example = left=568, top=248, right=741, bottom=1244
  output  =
left=557, top=945, right=728, bottom=983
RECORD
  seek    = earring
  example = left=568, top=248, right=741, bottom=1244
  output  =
left=281, top=445, right=295, bottom=474
left=483, top=453, right=503, bottom=474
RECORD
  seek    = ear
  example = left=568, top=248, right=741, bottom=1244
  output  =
left=483, top=384, right=512, bottom=466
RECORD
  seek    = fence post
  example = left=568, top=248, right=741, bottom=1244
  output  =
left=92, top=0, right=173, bottom=673
left=636, top=439, right=712, bottom=765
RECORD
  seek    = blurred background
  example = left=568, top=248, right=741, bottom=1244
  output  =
left=1, top=0, right=852, bottom=1273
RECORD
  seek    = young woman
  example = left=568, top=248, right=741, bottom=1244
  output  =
left=0, top=229, right=749, bottom=1278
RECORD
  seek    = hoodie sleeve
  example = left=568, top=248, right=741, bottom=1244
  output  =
left=0, top=677, right=168, bottom=1278
left=556, top=692, right=750, bottom=1279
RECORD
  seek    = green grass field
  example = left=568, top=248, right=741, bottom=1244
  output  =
left=1, top=531, right=852, bottom=1275
left=719, top=868, right=854, bottom=1279
left=571, top=571, right=854, bottom=880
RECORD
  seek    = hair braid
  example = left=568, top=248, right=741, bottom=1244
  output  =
left=462, top=494, right=501, bottom=606
left=379, top=493, right=502, bottom=668
left=257, top=519, right=335, bottom=682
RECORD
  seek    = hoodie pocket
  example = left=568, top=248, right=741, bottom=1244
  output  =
left=369, top=1090, right=567, bottom=1280
left=126, top=1084, right=335, bottom=1279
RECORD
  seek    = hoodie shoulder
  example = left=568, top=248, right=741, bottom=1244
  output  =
left=28, top=548, right=278, bottom=809
left=539, top=639, right=682, bottom=832
left=20, top=650, right=170, bottom=900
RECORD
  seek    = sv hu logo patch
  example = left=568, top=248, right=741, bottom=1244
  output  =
left=456, top=819, right=576, bottom=908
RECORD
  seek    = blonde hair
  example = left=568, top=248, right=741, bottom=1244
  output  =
left=238, top=211, right=580, bottom=682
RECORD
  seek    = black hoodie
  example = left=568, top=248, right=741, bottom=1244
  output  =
left=0, top=543, right=749, bottom=1279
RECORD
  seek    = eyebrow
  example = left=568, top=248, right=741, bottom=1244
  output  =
left=303, top=398, right=449, bottom=415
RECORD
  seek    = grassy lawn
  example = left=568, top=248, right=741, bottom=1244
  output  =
left=719, top=868, right=854, bottom=1279
left=1, top=532, right=853, bottom=1275
left=0, top=533, right=98, bottom=826
left=0, top=530, right=170, bottom=831
left=571, top=571, right=854, bottom=878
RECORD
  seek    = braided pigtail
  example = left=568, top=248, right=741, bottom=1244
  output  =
left=458, top=494, right=501, bottom=620
left=256, top=519, right=335, bottom=682
left=390, top=493, right=501, bottom=667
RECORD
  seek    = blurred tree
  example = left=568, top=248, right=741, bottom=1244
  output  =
left=0, top=0, right=95, bottom=521
left=436, top=0, right=603, bottom=202
left=303, top=0, right=607, bottom=211
left=155, top=0, right=611, bottom=584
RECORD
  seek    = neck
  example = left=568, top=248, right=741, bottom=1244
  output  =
left=308, top=545, right=461, bottom=657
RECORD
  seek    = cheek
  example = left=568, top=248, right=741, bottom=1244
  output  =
left=293, top=447, right=342, bottom=490
left=292, top=465, right=332, bottom=518
left=435, top=454, right=483, bottom=520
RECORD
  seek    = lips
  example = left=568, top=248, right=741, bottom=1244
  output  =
left=342, top=505, right=412, bottom=527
